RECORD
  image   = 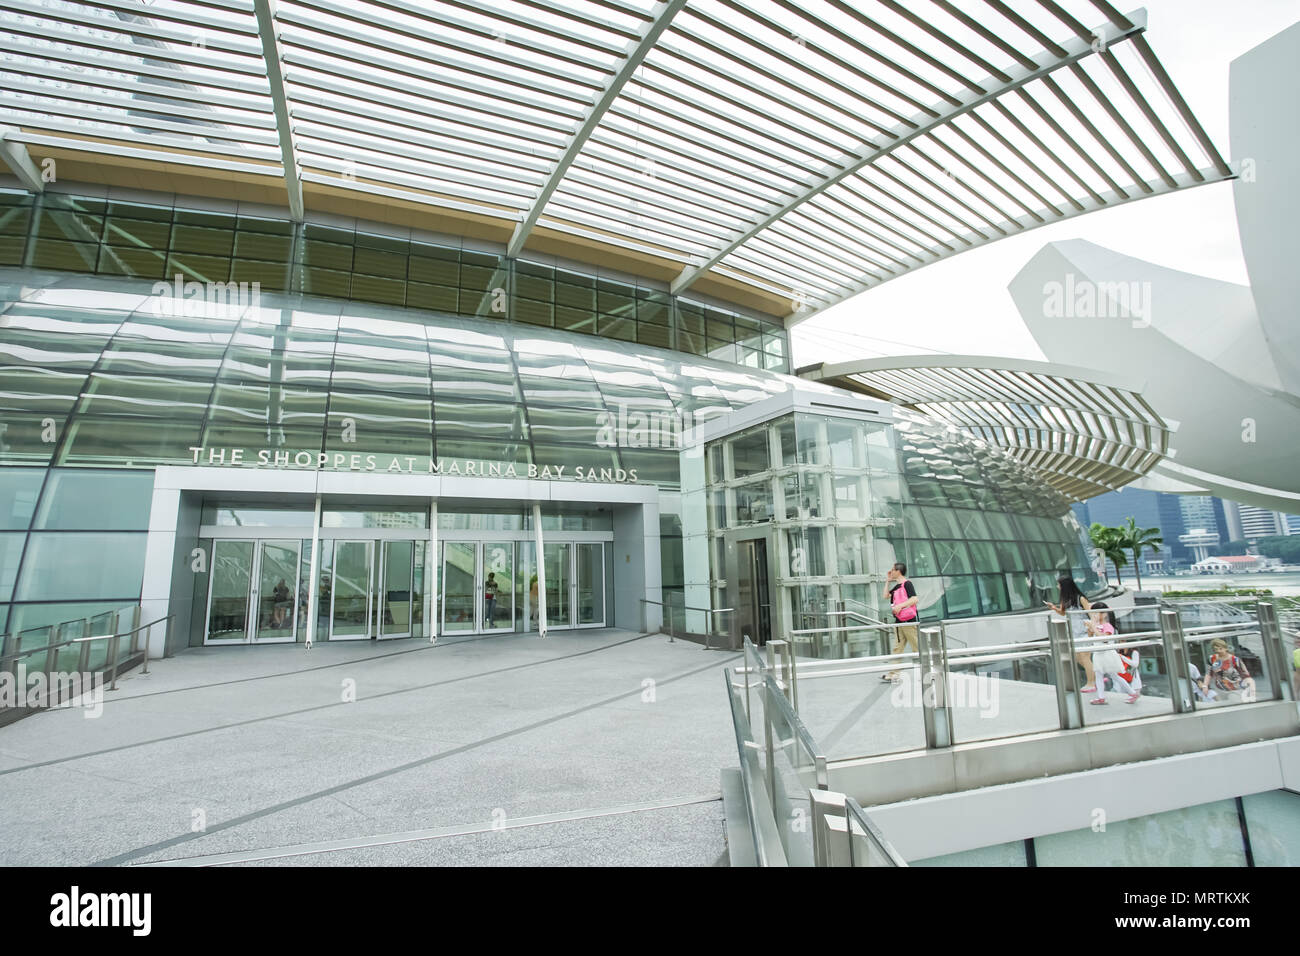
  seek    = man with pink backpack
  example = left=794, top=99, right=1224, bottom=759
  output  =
left=883, top=562, right=919, bottom=683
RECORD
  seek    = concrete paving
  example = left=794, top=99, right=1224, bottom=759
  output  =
left=0, top=630, right=739, bottom=867
left=6, top=631, right=1252, bottom=866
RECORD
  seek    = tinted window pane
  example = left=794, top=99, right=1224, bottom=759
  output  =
left=35, top=469, right=154, bottom=529
left=0, top=532, right=24, bottom=601
left=17, top=532, right=147, bottom=601
left=1034, top=799, right=1246, bottom=867
left=0, top=469, right=44, bottom=529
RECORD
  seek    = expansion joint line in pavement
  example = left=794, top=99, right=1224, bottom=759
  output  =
left=135, top=793, right=724, bottom=866
left=92, top=652, right=740, bottom=867
left=0, top=632, right=655, bottom=778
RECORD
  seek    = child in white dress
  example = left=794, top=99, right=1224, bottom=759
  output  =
left=1086, top=603, right=1140, bottom=705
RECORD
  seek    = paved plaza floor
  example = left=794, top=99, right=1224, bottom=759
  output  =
left=0, top=630, right=739, bottom=867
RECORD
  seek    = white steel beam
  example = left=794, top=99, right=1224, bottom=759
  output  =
left=253, top=0, right=303, bottom=220
left=671, top=9, right=1148, bottom=297
left=0, top=128, right=45, bottom=193
left=507, top=0, right=690, bottom=258
left=789, top=163, right=1231, bottom=323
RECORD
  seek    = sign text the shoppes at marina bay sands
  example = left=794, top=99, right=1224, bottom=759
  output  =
left=186, top=447, right=640, bottom=483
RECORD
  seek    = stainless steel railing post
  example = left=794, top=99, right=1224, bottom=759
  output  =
left=1159, top=608, right=1195, bottom=713
left=810, top=789, right=846, bottom=868
left=45, top=623, right=63, bottom=708
left=1256, top=602, right=1291, bottom=702
left=1047, top=616, right=1083, bottom=729
left=918, top=625, right=951, bottom=749
left=778, top=639, right=797, bottom=712
left=108, top=634, right=121, bottom=692
left=763, top=668, right=776, bottom=809
left=1, top=632, right=18, bottom=684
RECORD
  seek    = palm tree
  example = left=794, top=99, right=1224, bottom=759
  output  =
left=1118, top=517, right=1162, bottom=590
left=1090, top=523, right=1127, bottom=585
left=1088, top=523, right=1112, bottom=585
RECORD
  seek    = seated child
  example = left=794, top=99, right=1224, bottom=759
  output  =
left=1200, top=638, right=1255, bottom=700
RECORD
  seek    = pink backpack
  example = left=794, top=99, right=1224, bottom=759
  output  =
left=892, top=581, right=917, bottom=622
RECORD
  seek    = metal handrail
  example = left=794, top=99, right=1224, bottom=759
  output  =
left=0, top=614, right=164, bottom=666
left=763, top=672, right=828, bottom=790
left=639, top=598, right=733, bottom=649
left=844, top=796, right=907, bottom=867
left=1, top=613, right=170, bottom=694
left=1181, top=622, right=1260, bottom=636
left=725, top=600, right=1296, bottom=865
left=789, top=620, right=916, bottom=636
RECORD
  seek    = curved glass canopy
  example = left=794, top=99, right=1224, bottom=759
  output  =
left=0, top=0, right=1232, bottom=319
left=805, top=354, right=1172, bottom=501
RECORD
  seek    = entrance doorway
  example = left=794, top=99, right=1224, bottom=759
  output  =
left=441, top=541, right=517, bottom=635
left=441, top=540, right=605, bottom=635
left=326, top=538, right=423, bottom=641
left=205, top=539, right=301, bottom=644
left=543, top=541, right=606, bottom=629
left=736, top=537, right=772, bottom=646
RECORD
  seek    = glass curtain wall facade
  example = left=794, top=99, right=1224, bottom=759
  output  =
left=0, top=190, right=790, bottom=372
left=0, top=265, right=798, bottom=636
left=696, top=408, right=1098, bottom=636
left=3, top=261, right=1096, bottom=646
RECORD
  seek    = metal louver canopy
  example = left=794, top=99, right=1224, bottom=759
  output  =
left=802, top=354, right=1173, bottom=501
left=0, top=0, right=1232, bottom=320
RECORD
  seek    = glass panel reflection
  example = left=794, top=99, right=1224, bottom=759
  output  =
left=255, top=540, right=299, bottom=641
left=208, top=540, right=252, bottom=641
left=482, top=541, right=513, bottom=631
left=379, top=540, right=414, bottom=637
left=442, top=541, right=476, bottom=633
left=331, top=540, right=372, bottom=638
left=545, top=542, right=571, bottom=628
left=576, top=542, right=603, bottom=625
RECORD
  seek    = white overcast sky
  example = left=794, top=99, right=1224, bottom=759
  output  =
left=789, top=1, right=1300, bottom=369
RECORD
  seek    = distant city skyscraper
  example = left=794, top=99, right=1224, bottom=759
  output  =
left=1223, top=501, right=1289, bottom=541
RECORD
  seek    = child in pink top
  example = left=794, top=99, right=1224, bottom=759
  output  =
left=1086, top=603, right=1140, bottom=705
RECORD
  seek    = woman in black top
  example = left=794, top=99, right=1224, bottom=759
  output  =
left=1044, top=575, right=1095, bottom=691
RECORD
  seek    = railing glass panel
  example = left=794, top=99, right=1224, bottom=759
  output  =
left=1178, top=601, right=1276, bottom=707
left=946, top=637, right=1059, bottom=743
left=763, top=673, right=821, bottom=866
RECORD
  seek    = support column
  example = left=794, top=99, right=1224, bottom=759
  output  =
left=305, top=494, right=321, bottom=649
left=428, top=499, right=438, bottom=643
left=533, top=503, right=547, bottom=638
